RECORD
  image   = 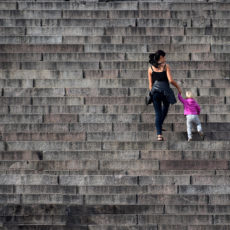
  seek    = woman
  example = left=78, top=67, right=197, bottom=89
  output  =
left=148, top=50, right=182, bottom=141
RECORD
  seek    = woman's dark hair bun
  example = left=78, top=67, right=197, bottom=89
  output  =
left=149, top=50, right=166, bottom=68
left=149, top=53, right=156, bottom=65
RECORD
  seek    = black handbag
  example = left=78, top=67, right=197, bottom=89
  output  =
left=145, top=91, right=152, bottom=105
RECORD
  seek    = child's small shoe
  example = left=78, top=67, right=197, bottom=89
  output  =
left=188, top=138, right=192, bottom=142
left=198, top=132, right=204, bottom=140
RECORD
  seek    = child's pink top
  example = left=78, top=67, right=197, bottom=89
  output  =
left=178, top=93, right=201, bottom=115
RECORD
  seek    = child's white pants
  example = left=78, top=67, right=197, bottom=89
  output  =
left=186, top=115, right=202, bottom=139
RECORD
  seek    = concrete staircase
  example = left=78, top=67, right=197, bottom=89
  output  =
left=0, top=0, right=230, bottom=229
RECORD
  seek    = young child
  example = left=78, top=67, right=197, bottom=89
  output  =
left=178, top=91, right=204, bottom=141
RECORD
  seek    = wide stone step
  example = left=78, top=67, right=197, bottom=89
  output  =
left=0, top=174, right=138, bottom=186
left=0, top=225, right=229, bottom=230
left=108, top=27, right=230, bottom=36
left=0, top=53, right=125, bottom=61
left=0, top=19, right=137, bottom=27
left=142, top=114, right=230, bottom=123
left=0, top=219, right=229, bottom=229
left=0, top=159, right=228, bottom=171
left=15, top=2, right=229, bottom=11
left=8, top=102, right=230, bottom=114
left=0, top=194, right=228, bottom=205
left=0, top=2, right=16, bottom=10
left=0, top=44, right=218, bottom=53
left=0, top=113, right=230, bottom=125
left=1, top=133, right=87, bottom=141
left=0, top=27, right=229, bottom=37
left=3, top=87, right=230, bottom=97
left=140, top=175, right=230, bottom=186
left=187, top=28, right=230, bottom=37
left=0, top=185, right=174, bottom=195
left=23, top=113, right=227, bottom=123
left=3, top=81, right=230, bottom=92
left=1, top=79, right=230, bottom=89
left=0, top=159, right=229, bottom=175
left=0, top=194, right=214, bottom=207
left=4, top=104, right=230, bottom=114
left=1, top=52, right=230, bottom=62
left=0, top=44, right=85, bottom=53
left=1, top=149, right=230, bottom=161
left=1, top=18, right=228, bottom=28
left=1, top=35, right=229, bottom=45
left=139, top=150, right=230, bottom=160
left=0, top=97, right=84, bottom=105
left=0, top=10, right=229, bottom=20
left=0, top=214, right=227, bottom=225
left=0, top=150, right=136, bottom=161
left=0, top=194, right=83, bottom=204
left=0, top=204, right=199, bottom=216
left=137, top=19, right=230, bottom=28
left=0, top=169, right=218, bottom=176
left=1, top=204, right=230, bottom=216
left=64, top=10, right=230, bottom=20
left=0, top=160, right=100, bottom=171
left=172, top=122, right=230, bottom=132
left=1, top=184, right=230, bottom=195
left=1, top=61, right=229, bottom=70
left=0, top=70, right=228, bottom=80
left=3, top=140, right=230, bottom=152
left=0, top=70, right=84, bottom=79
left=42, top=113, right=228, bottom=123
left=0, top=95, right=228, bottom=105
left=26, top=26, right=183, bottom=36
left=0, top=0, right=98, bottom=1
left=0, top=123, right=108, bottom=133
left=44, top=150, right=230, bottom=161
left=0, top=172, right=219, bottom=184
left=0, top=214, right=223, bottom=225
left=28, top=78, right=230, bottom=88
left=0, top=36, right=64, bottom=45
left=0, top=174, right=58, bottom=185
left=17, top=1, right=139, bottom=10
left=85, top=131, right=230, bottom=141
left=4, top=87, right=230, bottom=98
left=0, top=10, right=63, bottom=19
left=138, top=2, right=230, bottom=11
left=0, top=114, right=44, bottom=123
left=0, top=225, right=93, bottom=230
left=2, top=131, right=228, bottom=141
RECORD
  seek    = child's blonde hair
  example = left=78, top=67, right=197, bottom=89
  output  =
left=186, top=91, right=194, bottom=98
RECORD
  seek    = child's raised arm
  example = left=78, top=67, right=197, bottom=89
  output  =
left=178, top=93, right=186, bottom=104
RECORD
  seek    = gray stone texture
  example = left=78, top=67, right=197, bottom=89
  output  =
left=0, top=0, right=230, bottom=229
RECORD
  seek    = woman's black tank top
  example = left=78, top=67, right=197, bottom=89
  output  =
left=151, top=65, right=169, bottom=85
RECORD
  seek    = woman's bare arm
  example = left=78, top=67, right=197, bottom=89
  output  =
left=166, top=64, right=182, bottom=94
left=148, top=67, right=152, bottom=91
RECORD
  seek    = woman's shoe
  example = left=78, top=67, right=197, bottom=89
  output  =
left=157, top=135, right=164, bottom=141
